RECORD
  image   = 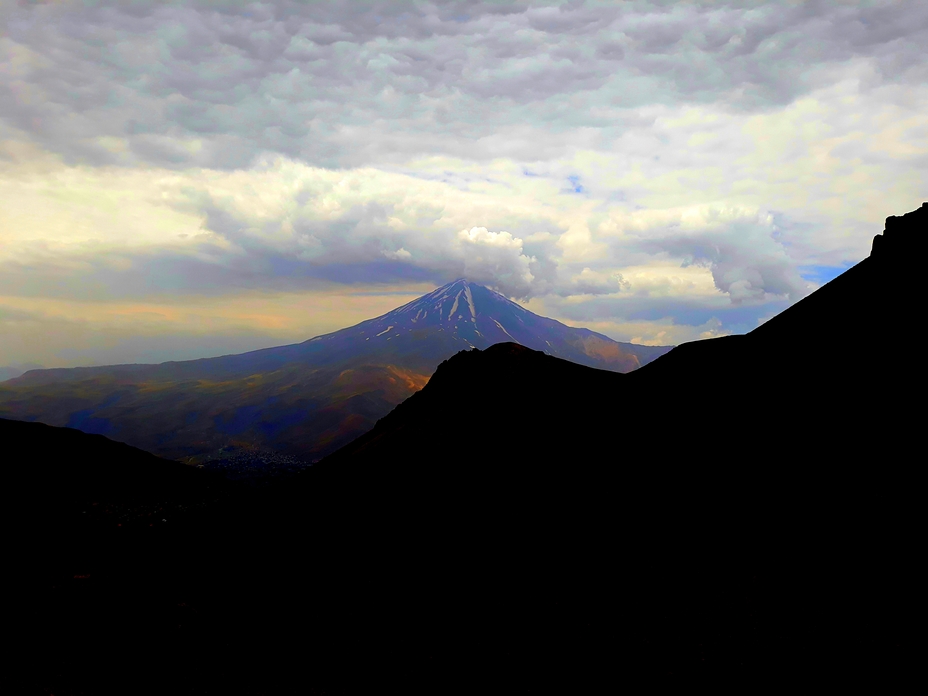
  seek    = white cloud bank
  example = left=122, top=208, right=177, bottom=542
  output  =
left=0, top=1, right=925, bottom=366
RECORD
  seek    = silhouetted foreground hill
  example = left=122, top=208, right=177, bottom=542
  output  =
left=5, top=418, right=227, bottom=518
left=7, top=417, right=232, bottom=594
left=308, top=205, right=923, bottom=686
left=20, top=205, right=924, bottom=693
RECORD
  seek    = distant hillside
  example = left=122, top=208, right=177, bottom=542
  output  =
left=0, top=280, right=669, bottom=473
left=0, top=364, right=40, bottom=382
left=0, top=367, right=21, bottom=382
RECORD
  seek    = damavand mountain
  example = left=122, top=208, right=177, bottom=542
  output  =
left=0, top=280, right=669, bottom=474
left=14, top=203, right=925, bottom=693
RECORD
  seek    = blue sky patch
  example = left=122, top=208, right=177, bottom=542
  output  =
left=799, top=263, right=853, bottom=285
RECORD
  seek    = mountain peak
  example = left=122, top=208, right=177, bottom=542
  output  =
left=384, top=278, right=530, bottom=336
left=0, top=275, right=672, bottom=472
left=340, top=278, right=670, bottom=374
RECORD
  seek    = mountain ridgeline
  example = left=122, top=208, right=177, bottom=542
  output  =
left=17, top=203, right=925, bottom=693
left=327, top=204, right=926, bottom=472
left=318, top=278, right=670, bottom=372
left=0, top=280, right=668, bottom=473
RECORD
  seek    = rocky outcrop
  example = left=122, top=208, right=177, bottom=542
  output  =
left=871, top=201, right=927, bottom=256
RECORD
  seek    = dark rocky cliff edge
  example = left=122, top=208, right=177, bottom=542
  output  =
left=16, top=204, right=925, bottom=693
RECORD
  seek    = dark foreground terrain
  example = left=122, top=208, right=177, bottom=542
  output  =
left=17, top=204, right=925, bottom=693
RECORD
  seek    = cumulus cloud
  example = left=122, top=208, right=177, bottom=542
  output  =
left=457, top=227, right=536, bottom=295
left=559, top=267, right=630, bottom=296
left=613, top=204, right=812, bottom=304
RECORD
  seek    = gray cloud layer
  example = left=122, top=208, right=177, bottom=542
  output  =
left=1, top=1, right=925, bottom=364
left=3, top=1, right=926, bottom=169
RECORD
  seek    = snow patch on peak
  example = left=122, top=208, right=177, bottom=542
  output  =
left=448, top=290, right=462, bottom=322
left=492, top=319, right=520, bottom=345
left=375, top=325, right=394, bottom=337
left=464, top=285, right=476, bottom=321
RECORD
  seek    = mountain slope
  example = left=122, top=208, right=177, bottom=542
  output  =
left=0, top=280, right=668, bottom=471
left=623, top=201, right=925, bottom=443
left=306, top=204, right=924, bottom=682
left=312, top=278, right=669, bottom=373
left=9, top=280, right=665, bottom=385
left=326, top=203, right=927, bottom=469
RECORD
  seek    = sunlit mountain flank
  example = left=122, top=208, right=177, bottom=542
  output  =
left=0, top=280, right=669, bottom=475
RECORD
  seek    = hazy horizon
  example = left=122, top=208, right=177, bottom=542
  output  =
left=2, top=1, right=925, bottom=369
left=0, top=278, right=664, bottom=373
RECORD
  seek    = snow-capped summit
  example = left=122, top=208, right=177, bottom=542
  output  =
left=304, top=279, right=671, bottom=373
left=3, top=278, right=672, bottom=471
left=365, top=279, right=525, bottom=350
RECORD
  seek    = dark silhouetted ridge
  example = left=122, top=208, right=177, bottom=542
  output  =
left=306, top=203, right=925, bottom=686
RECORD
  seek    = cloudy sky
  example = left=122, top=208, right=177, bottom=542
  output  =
left=1, top=0, right=925, bottom=370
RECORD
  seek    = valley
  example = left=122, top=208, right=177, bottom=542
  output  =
left=1, top=280, right=668, bottom=476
